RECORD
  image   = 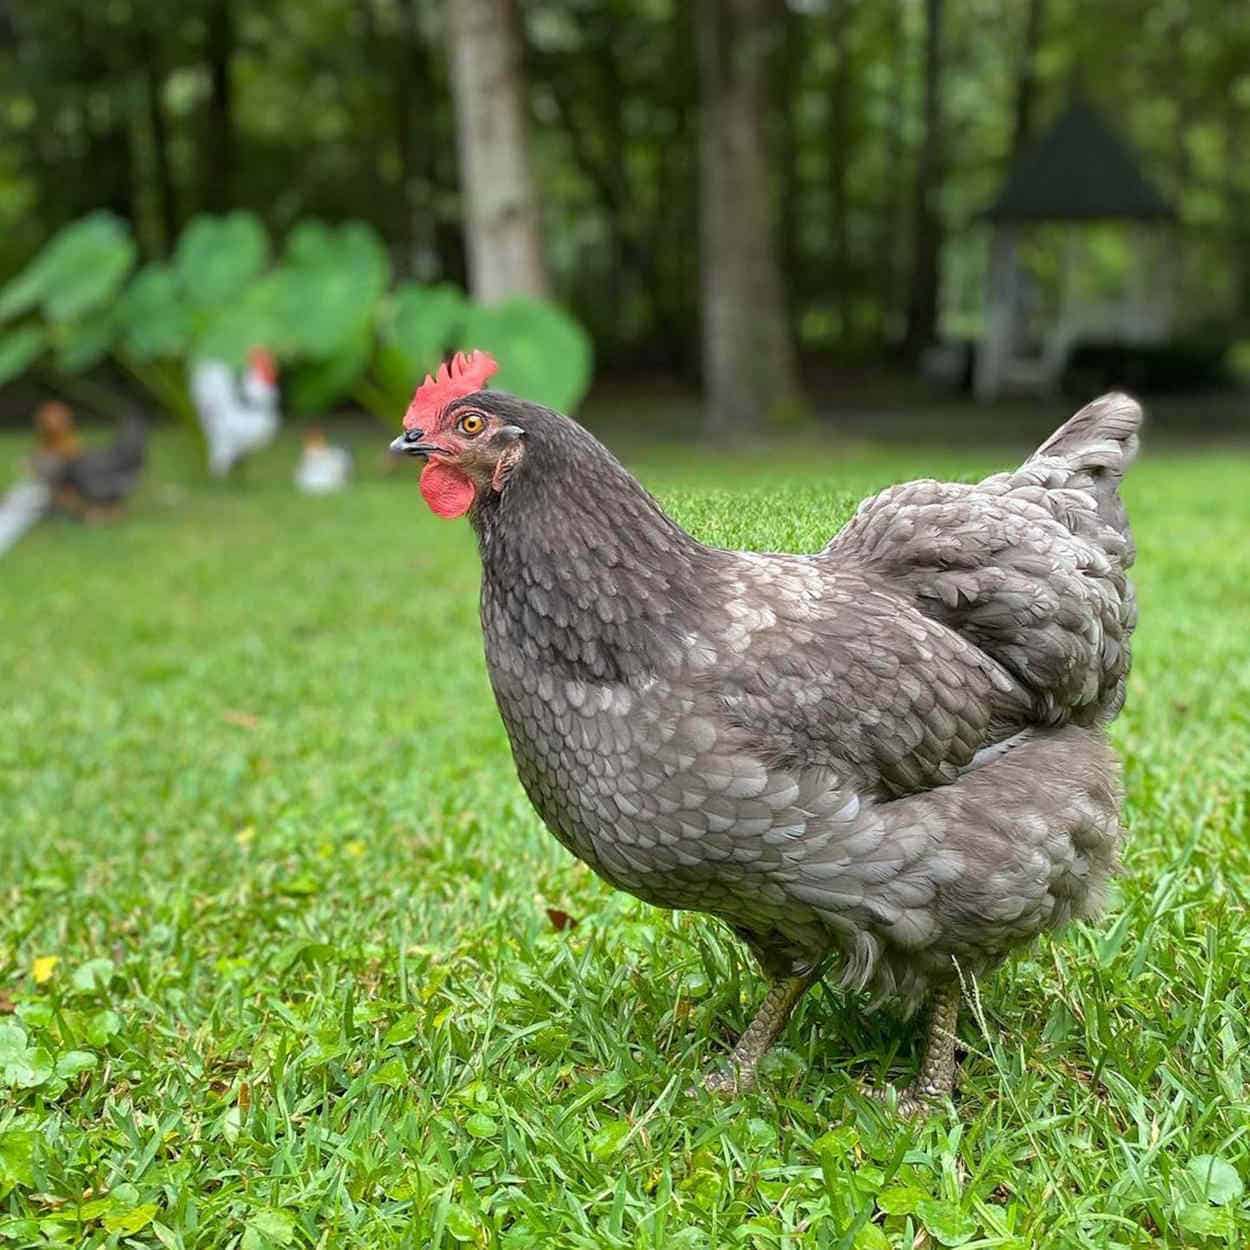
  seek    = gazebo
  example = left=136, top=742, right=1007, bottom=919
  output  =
left=975, top=101, right=1176, bottom=401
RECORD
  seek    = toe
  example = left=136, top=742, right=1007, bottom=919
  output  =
left=895, top=1091, right=930, bottom=1119
left=861, top=1082, right=937, bottom=1119
left=699, top=1068, right=751, bottom=1098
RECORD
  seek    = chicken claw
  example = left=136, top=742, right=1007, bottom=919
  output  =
left=861, top=982, right=960, bottom=1119
left=692, top=974, right=815, bottom=1098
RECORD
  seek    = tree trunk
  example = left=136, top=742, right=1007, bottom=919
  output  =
left=874, top=0, right=907, bottom=343
left=1225, top=98, right=1250, bottom=319
left=777, top=6, right=802, bottom=329
left=91, top=110, right=135, bottom=225
left=204, top=0, right=234, bottom=212
left=1168, top=11, right=1191, bottom=201
left=903, top=0, right=944, bottom=359
left=143, top=48, right=178, bottom=252
left=446, top=0, right=548, bottom=302
left=392, top=0, right=421, bottom=278
left=828, top=0, right=852, bottom=339
left=654, top=11, right=700, bottom=374
left=1011, top=0, right=1047, bottom=159
left=696, top=0, right=799, bottom=436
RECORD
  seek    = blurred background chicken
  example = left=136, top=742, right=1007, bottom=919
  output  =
left=32, top=400, right=147, bottom=521
left=190, top=347, right=281, bottom=477
left=0, top=477, right=50, bottom=556
left=294, top=426, right=352, bottom=495
left=3, top=400, right=147, bottom=554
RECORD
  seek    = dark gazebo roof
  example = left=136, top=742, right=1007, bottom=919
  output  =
left=985, top=101, right=1175, bottom=223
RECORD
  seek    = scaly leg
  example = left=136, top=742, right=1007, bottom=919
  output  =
left=865, top=980, right=961, bottom=1118
left=701, top=974, right=815, bottom=1096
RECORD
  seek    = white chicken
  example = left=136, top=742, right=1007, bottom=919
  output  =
left=190, top=347, right=281, bottom=477
left=294, top=427, right=352, bottom=495
left=0, top=479, right=50, bottom=557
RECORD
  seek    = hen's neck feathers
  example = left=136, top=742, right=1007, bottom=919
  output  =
left=472, top=407, right=711, bottom=682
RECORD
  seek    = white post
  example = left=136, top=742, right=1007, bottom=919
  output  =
left=1044, top=226, right=1082, bottom=388
left=975, top=224, right=1018, bottom=402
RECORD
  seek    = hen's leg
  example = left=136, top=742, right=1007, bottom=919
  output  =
left=865, top=980, right=960, bottom=1117
left=701, top=974, right=814, bottom=1096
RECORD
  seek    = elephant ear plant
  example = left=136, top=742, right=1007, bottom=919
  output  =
left=0, top=211, right=594, bottom=452
left=279, top=221, right=392, bottom=417
left=0, top=212, right=137, bottom=403
left=117, top=212, right=274, bottom=423
left=373, top=282, right=592, bottom=424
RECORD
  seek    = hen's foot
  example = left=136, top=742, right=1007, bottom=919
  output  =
left=700, top=1066, right=756, bottom=1098
left=690, top=973, right=814, bottom=1098
left=863, top=981, right=961, bottom=1119
left=862, top=1077, right=948, bottom=1119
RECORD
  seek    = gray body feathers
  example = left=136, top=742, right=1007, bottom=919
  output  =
left=472, top=393, right=1139, bottom=1013
left=38, top=414, right=147, bottom=506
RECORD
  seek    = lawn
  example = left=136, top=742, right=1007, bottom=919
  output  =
left=1, top=413, right=1248, bottom=1249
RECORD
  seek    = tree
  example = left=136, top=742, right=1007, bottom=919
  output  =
left=873, top=0, right=908, bottom=343
left=903, top=0, right=944, bottom=359
left=2, top=0, right=1246, bottom=390
left=695, top=0, right=798, bottom=436
left=446, top=0, right=548, bottom=302
left=1011, top=0, right=1047, bottom=160
left=138, top=24, right=178, bottom=254
left=203, top=0, right=235, bottom=213
left=827, top=0, right=853, bottom=339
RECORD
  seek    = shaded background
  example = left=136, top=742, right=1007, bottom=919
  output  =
left=1, top=0, right=1248, bottom=434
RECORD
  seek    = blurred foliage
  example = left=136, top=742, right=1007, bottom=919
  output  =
left=174, top=213, right=270, bottom=309
left=384, top=284, right=470, bottom=386
left=0, top=210, right=592, bottom=420
left=0, top=213, right=136, bottom=387
left=0, top=0, right=1249, bottom=379
left=463, top=299, right=593, bottom=414
left=0, top=212, right=135, bottom=324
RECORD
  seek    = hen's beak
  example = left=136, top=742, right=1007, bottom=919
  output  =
left=390, top=428, right=441, bottom=457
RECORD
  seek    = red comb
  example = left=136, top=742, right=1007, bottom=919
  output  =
left=248, top=347, right=277, bottom=385
left=403, top=350, right=500, bottom=431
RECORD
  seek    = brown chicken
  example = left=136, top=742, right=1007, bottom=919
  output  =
left=391, top=353, right=1139, bottom=1114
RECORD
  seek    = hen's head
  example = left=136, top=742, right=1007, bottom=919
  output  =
left=247, top=347, right=278, bottom=386
left=390, top=351, right=530, bottom=519
left=35, top=401, right=81, bottom=456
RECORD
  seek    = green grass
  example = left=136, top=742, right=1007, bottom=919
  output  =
left=1, top=418, right=1248, bottom=1249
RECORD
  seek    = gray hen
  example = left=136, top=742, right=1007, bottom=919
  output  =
left=393, top=356, right=1139, bottom=1114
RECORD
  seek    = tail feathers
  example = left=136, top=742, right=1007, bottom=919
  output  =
left=1030, top=391, right=1141, bottom=486
left=1019, top=392, right=1141, bottom=554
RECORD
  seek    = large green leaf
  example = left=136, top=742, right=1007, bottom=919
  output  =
left=280, top=221, right=390, bottom=359
left=459, top=298, right=593, bottom=413
left=174, top=213, right=269, bottom=311
left=385, top=283, right=469, bottom=376
left=0, top=212, right=136, bottom=324
left=117, top=264, right=195, bottom=361
left=55, top=310, right=119, bottom=373
left=287, top=323, right=374, bottom=413
left=0, top=324, right=47, bottom=386
left=371, top=341, right=425, bottom=416
left=195, top=272, right=287, bottom=367
left=285, top=220, right=389, bottom=289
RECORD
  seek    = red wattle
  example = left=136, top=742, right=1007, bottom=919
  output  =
left=420, top=460, right=476, bottom=518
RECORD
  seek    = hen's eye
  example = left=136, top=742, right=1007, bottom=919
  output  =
left=459, top=413, right=485, bottom=436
